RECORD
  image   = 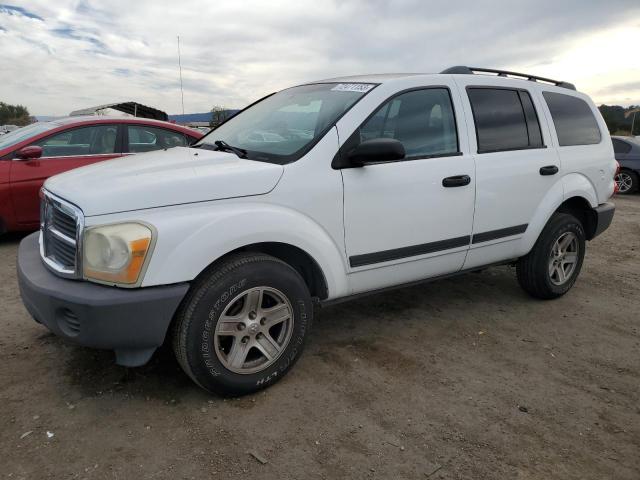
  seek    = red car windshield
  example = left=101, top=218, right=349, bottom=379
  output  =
left=0, top=122, right=57, bottom=150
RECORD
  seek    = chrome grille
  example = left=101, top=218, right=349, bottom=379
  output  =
left=51, top=208, right=77, bottom=238
left=40, top=191, right=84, bottom=278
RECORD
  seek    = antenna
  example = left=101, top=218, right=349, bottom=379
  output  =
left=177, top=35, right=185, bottom=115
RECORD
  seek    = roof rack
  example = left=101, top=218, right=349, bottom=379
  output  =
left=440, top=66, right=576, bottom=91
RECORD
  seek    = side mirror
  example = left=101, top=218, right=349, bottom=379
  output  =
left=16, top=145, right=43, bottom=160
left=347, top=138, right=405, bottom=167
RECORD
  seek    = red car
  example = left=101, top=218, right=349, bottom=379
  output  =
left=0, top=117, right=203, bottom=233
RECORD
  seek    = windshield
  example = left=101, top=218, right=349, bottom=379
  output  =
left=196, top=83, right=376, bottom=163
left=0, top=122, right=57, bottom=150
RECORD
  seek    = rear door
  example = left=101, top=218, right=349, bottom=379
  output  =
left=9, top=124, right=123, bottom=226
left=456, top=82, right=560, bottom=270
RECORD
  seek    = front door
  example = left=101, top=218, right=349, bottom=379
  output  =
left=9, top=124, right=122, bottom=226
left=340, top=86, right=475, bottom=294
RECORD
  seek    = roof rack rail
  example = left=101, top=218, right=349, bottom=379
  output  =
left=440, top=66, right=576, bottom=91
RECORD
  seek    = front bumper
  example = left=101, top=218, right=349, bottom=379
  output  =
left=17, top=232, right=190, bottom=367
left=591, top=202, right=615, bottom=239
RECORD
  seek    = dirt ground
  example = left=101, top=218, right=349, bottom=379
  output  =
left=1, top=196, right=639, bottom=480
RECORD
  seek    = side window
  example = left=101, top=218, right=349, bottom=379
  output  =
left=34, top=125, right=118, bottom=157
left=542, top=92, right=601, bottom=146
left=127, top=125, right=187, bottom=153
left=612, top=138, right=631, bottom=154
left=468, top=88, right=543, bottom=153
left=357, top=88, right=458, bottom=158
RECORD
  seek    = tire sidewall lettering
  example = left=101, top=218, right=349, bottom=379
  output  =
left=254, top=295, right=309, bottom=386
left=200, top=278, right=247, bottom=377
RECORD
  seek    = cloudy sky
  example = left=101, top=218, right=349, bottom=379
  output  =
left=1, top=0, right=639, bottom=116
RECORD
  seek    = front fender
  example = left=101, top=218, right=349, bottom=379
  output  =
left=136, top=200, right=350, bottom=298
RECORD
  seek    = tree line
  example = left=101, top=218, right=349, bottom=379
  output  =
left=598, top=104, right=639, bottom=136
left=0, top=102, right=32, bottom=126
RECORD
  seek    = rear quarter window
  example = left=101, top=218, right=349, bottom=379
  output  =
left=542, top=92, right=602, bottom=146
left=127, top=125, right=188, bottom=153
left=612, top=138, right=632, bottom=154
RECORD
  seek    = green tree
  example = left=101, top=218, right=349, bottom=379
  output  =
left=598, top=104, right=640, bottom=135
left=0, top=102, right=31, bottom=126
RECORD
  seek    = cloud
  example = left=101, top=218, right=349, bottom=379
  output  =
left=51, top=26, right=107, bottom=52
left=113, top=68, right=131, bottom=77
left=0, top=0, right=639, bottom=115
left=0, top=4, right=43, bottom=21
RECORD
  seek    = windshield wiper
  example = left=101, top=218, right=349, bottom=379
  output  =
left=214, top=140, right=247, bottom=158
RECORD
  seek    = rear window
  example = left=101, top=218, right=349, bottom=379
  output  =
left=127, top=125, right=188, bottom=153
left=542, top=92, right=601, bottom=146
left=467, top=88, right=544, bottom=153
left=612, top=138, right=632, bottom=154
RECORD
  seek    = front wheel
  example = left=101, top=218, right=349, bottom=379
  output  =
left=516, top=213, right=586, bottom=299
left=172, top=253, right=313, bottom=396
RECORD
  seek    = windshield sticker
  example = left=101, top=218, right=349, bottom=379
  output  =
left=331, top=83, right=375, bottom=93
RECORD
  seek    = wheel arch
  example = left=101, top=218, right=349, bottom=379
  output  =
left=228, top=242, right=329, bottom=300
left=556, top=196, right=599, bottom=240
left=519, top=175, right=601, bottom=256
left=561, top=172, right=599, bottom=208
left=139, top=202, right=349, bottom=299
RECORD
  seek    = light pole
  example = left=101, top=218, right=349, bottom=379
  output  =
left=177, top=35, right=185, bottom=115
left=624, top=107, right=640, bottom=137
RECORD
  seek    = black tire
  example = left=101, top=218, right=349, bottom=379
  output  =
left=615, top=170, right=639, bottom=194
left=172, top=252, right=313, bottom=396
left=516, top=213, right=586, bottom=300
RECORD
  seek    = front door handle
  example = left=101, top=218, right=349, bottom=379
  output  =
left=540, top=165, right=559, bottom=176
left=442, top=175, right=471, bottom=188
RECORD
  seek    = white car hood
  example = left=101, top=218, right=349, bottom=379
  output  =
left=44, top=147, right=284, bottom=216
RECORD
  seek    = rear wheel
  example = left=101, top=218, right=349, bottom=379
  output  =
left=615, top=170, right=638, bottom=194
left=172, top=253, right=313, bottom=396
left=516, top=213, right=586, bottom=299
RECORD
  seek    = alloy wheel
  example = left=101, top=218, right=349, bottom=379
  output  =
left=214, top=286, right=294, bottom=374
left=548, top=232, right=579, bottom=286
left=615, top=172, right=633, bottom=193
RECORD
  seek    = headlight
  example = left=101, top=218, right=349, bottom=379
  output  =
left=83, top=223, right=154, bottom=286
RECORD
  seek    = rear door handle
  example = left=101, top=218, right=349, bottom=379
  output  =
left=442, top=175, right=471, bottom=188
left=539, top=165, right=559, bottom=176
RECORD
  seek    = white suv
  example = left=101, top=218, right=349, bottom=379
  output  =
left=18, top=67, right=616, bottom=395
